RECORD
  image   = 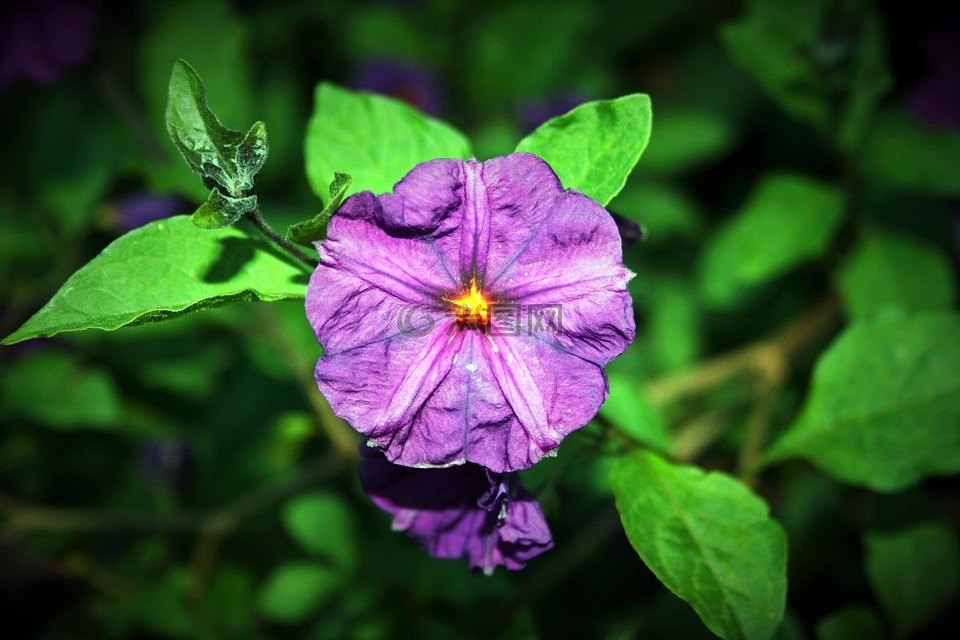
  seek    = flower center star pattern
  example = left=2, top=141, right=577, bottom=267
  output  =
left=306, top=152, right=635, bottom=473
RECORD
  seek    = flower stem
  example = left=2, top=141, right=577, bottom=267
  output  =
left=246, top=206, right=319, bottom=270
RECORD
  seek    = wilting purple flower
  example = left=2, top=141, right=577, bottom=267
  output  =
left=360, top=447, right=552, bottom=574
left=307, top=153, right=635, bottom=472
left=352, top=58, right=442, bottom=116
left=0, top=0, right=96, bottom=90
left=114, top=191, right=187, bottom=231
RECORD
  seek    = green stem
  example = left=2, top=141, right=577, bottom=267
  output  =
left=246, top=206, right=318, bottom=270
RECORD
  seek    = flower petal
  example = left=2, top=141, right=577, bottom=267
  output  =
left=321, top=182, right=458, bottom=305
left=314, top=319, right=464, bottom=450
left=359, top=448, right=553, bottom=573
left=490, top=189, right=635, bottom=364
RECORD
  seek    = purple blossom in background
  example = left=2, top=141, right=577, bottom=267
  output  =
left=0, top=0, right=96, bottom=90
left=517, top=93, right=587, bottom=135
left=307, top=153, right=635, bottom=472
left=909, top=26, right=960, bottom=129
left=114, top=192, right=187, bottom=232
left=360, top=447, right=552, bottom=574
left=352, top=58, right=443, bottom=116
left=137, top=439, right=194, bottom=493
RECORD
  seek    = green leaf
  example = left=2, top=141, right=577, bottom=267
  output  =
left=2, top=216, right=307, bottom=345
left=286, top=173, right=352, bottom=247
left=763, top=312, right=960, bottom=491
left=258, top=562, right=341, bottom=623
left=815, top=607, right=885, bottom=640
left=282, top=491, right=358, bottom=569
left=600, top=374, right=673, bottom=453
left=864, top=522, right=960, bottom=637
left=720, top=0, right=829, bottom=127
left=611, top=451, right=787, bottom=640
left=720, top=0, right=889, bottom=150
left=862, top=109, right=960, bottom=196
left=608, top=181, right=703, bottom=243
left=837, top=229, right=956, bottom=321
left=140, top=0, right=252, bottom=198
left=305, top=83, right=471, bottom=203
left=1, top=352, right=120, bottom=429
left=165, top=59, right=266, bottom=203
left=639, top=107, right=734, bottom=174
left=236, top=120, right=269, bottom=186
left=699, top=174, right=844, bottom=306
left=191, top=190, right=258, bottom=229
left=644, top=277, right=703, bottom=371
left=515, top=94, right=652, bottom=205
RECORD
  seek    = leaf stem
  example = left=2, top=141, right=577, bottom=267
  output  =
left=644, top=296, right=842, bottom=473
left=246, top=206, right=319, bottom=270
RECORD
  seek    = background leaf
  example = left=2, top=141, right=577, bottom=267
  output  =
left=638, top=107, right=734, bottom=174
left=611, top=451, right=788, bottom=640
left=2, top=216, right=308, bottom=345
left=304, top=83, right=471, bottom=203
left=764, top=312, right=960, bottom=491
left=257, top=562, right=341, bottom=624
left=864, top=522, right=960, bottom=637
left=816, top=607, right=886, bottom=640
left=699, top=174, right=845, bottom=306
left=1, top=351, right=120, bottom=429
left=861, top=109, right=960, bottom=196
left=282, top=491, right=359, bottom=570
left=515, top=93, right=652, bottom=205
left=608, top=180, right=703, bottom=243
left=600, top=375, right=673, bottom=453
left=836, top=229, right=956, bottom=321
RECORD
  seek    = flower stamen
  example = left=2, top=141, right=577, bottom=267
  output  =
left=447, top=279, right=489, bottom=325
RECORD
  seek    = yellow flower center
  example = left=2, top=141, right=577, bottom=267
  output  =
left=448, top=279, right=489, bottom=325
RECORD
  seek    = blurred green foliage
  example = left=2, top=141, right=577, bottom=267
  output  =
left=1, top=0, right=959, bottom=639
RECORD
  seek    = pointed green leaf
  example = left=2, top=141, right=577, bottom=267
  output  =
left=305, top=83, right=471, bottom=203
left=191, top=190, right=257, bottom=229
left=612, top=451, right=787, bottom=640
left=515, top=94, right=652, bottom=205
left=286, top=172, right=352, bottom=247
left=165, top=59, right=245, bottom=195
left=699, top=174, right=844, bottom=306
left=2, top=216, right=307, bottom=345
left=837, top=229, right=956, bottom=321
left=865, top=522, right=960, bottom=637
left=763, top=312, right=960, bottom=491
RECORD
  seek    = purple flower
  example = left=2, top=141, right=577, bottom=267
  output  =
left=306, top=153, right=635, bottom=472
left=360, top=447, right=552, bottom=574
left=114, top=191, right=187, bottom=232
left=351, top=58, right=443, bottom=116
left=0, top=0, right=96, bottom=90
